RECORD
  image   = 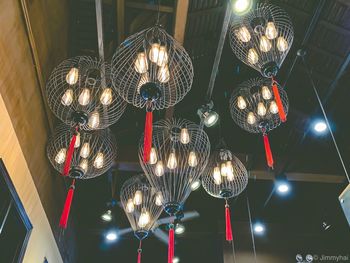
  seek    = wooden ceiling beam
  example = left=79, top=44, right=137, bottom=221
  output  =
left=116, top=0, right=125, bottom=44
left=125, top=1, right=174, bottom=13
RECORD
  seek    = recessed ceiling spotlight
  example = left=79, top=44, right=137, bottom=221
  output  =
left=253, top=222, right=265, bottom=235
left=313, top=120, right=327, bottom=134
left=101, top=210, right=113, bottom=222
left=232, top=0, right=253, bottom=15
left=105, top=230, right=118, bottom=241
left=322, top=221, right=331, bottom=231
left=276, top=181, right=291, bottom=195
left=191, top=179, right=201, bottom=191
left=197, top=101, right=219, bottom=127
left=173, top=256, right=180, bottom=263
left=175, top=223, right=185, bottom=235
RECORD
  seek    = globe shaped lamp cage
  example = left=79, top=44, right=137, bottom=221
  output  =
left=229, top=3, right=294, bottom=78
left=230, top=77, right=289, bottom=168
left=120, top=174, right=163, bottom=240
left=139, top=118, right=210, bottom=216
left=46, top=56, right=126, bottom=130
left=47, top=124, right=117, bottom=180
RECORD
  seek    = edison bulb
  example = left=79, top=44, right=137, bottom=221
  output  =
left=220, top=162, right=228, bottom=177
left=61, top=89, right=73, bottom=106
left=126, top=199, right=134, bottom=213
left=247, top=112, right=256, bottom=125
left=259, top=36, right=272, bottom=52
left=93, top=152, right=104, bottom=169
left=156, top=46, right=169, bottom=67
left=180, top=128, right=190, bottom=144
left=167, top=152, right=177, bottom=169
left=149, top=43, right=160, bottom=63
left=237, top=96, right=247, bottom=110
left=149, top=147, right=158, bottom=165
left=100, top=88, right=113, bottom=105
left=261, top=86, right=272, bottom=100
left=277, top=36, right=288, bottom=52
left=257, top=102, right=267, bottom=116
left=248, top=48, right=258, bottom=64
left=134, top=52, right=148, bottom=74
left=269, top=100, right=279, bottom=114
left=80, top=142, right=90, bottom=158
left=226, top=161, right=235, bottom=181
left=79, top=159, right=88, bottom=173
left=213, top=166, right=221, bottom=185
left=78, top=88, right=91, bottom=106
left=188, top=151, right=198, bottom=167
left=74, top=132, right=81, bottom=148
left=55, top=148, right=66, bottom=164
left=155, top=192, right=163, bottom=206
left=88, top=111, right=100, bottom=129
left=133, top=190, right=143, bottom=206
left=66, top=67, right=79, bottom=85
left=138, top=209, right=150, bottom=228
left=158, top=65, right=170, bottom=83
left=265, top=22, right=278, bottom=39
left=155, top=161, right=164, bottom=177
left=236, top=26, right=251, bottom=42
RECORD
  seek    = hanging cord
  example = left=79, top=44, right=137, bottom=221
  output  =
left=301, top=56, right=350, bottom=184
left=137, top=240, right=142, bottom=263
left=246, top=195, right=257, bottom=263
left=156, top=0, right=161, bottom=25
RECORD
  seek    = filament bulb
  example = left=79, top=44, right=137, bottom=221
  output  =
left=133, top=190, right=143, bottom=206
left=265, top=22, right=278, bottom=40
left=80, top=142, right=90, bottom=158
left=149, top=147, right=158, bottom=165
left=88, top=111, right=100, bottom=129
left=66, top=67, right=79, bottom=85
left=269, top=101, right=279, bottom=114
left=100, top=88, right=113, bottom=106
left=79, top=159, right=88, bottom=173
left=155, top=161, right=164, bottom=177
left=259, top=36, right=272, bottom=52
left=167, top=152, right=177, bottom=169
left=236, top=26, right=251, bottom=42
left=134, top=52, right=149, bottom=74
left=237, top=96, right=247, bottom=110
left=138, top=209, right=150, bottom=228
left=156, top=46, right=169, bottom=67
left=226, top=161, right=234, bottom=181
left=180, top=128, right=190, bottom=144
left=158, top=65, right=170, bottom=83
left=213, top=166, right=221, bottom=185
left=248, top=48, right=258, bottom=64
left=261, top=86, right=272, bottom=100
left=93, top=152, right=104, bottom=169
left=78, top=88, right=91, bottom=106
left=277, top=36, right=288, bottom=52
left=247, top=112, right=256, bottom=125
left=61, top=89, right=73, bottom=106
left=55, top=148, right=66, bottom=164
left=155, top=192, right=163, bottom=206
left=126, top=199, right=134, bottom=213
left=257, top=102, right=267, bottom=116
left=188, top=151, right=198, bottom=167
left=220, top=162, right=228, bottom=177
left=74, top=132, right=81, bottom=148
left=149, top=43, right=160, bottom=63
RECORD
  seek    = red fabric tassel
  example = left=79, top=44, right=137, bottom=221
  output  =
left=59, top=180, right=76, bottom=229
left=168, top=226, right=175, bottom=263
left=225, top=204, right=233, bottom=241
left=272, top=82, right=287, bottom=123
left=137, top=240, right=142, bottom=263
left=143, top=111, right=153, bottom=163
left=263, top=134, right=274, bottom=168
left=63, top=132, right=77, bottom=176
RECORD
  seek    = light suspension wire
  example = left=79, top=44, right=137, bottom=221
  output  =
left=247, top=195, right=257, bottom=263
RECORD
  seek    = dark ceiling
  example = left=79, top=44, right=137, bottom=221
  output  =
left=66, top=0, right=350, bottom=262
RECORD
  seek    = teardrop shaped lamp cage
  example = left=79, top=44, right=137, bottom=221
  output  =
left=46, top=56, right=127, bottom=130
left=229, top=3, right=294, bottom=78
left=47, top=123, right=117, bottom=180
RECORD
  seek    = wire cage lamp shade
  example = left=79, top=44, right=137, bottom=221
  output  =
left=112, top=26, right=194, bottom=163
left=230, top=77, right=289, bottom=168
left=202, top=149, right=248, bottom=241
left=138, top=118, right=210, bottom=263
left=46, top=56, right=126, bottom=130
left=120, top=174, right=163, bottom=263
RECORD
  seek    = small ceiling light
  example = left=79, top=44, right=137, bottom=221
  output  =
left=101, top=210, right=113, bottom=222
left=232, top=0, right=253, bottom=15
left=173, top=256, right=180, bottom=263
left=191, top=179, right=201, bottom=191
left=253, top=223, right=265, bottom=234
left=105, top=230, right=118, bottom=241
left=322, top=221, right=331, bottom=231
left=197, top=101, right=219, bottom=127
left=313, top=120, right=327, bottom=134
left=277, top=183, right=289, bottom=194
left=175, top=223, right=186, bottom=235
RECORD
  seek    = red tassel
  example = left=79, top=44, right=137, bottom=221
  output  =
left=59, top=180, right=76, bottom=229
left=143, top=111, right=153, bottom=163
left=168, top=225, right=175, bottom=263
left=263, top=134, right=274, bottom=168
left=225, top=204, right=233, bottom=241
left=137, top=240, right=142, bottom=263
left=63, top=130, right=77, bottom=176
left=272, top=81, right=286, bottom=122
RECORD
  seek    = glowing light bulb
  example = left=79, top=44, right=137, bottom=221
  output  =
left=55, top=148, right=66, bottom=164
left=247, top=112, right=256, bottom=125
left=78, top=88, right=91, bottom=106
left=248, top=48, right=258, bottom=64
left=79, top=159, right=88, bottom=173
left=133, top=190, right=143, bottom=206
left=261, top=86, right=272, bottom=100
left=155, top=192, right=163, bottom=206
left=236, top=26, right=251, bottom=42
left=138, top=209, right=150, bottom=228
left=188, top=151, right=198, bottom=167
left=213, top=166, right=222, bottom=185
left=226, top=161, right=235, bottom=181
left=157, top=46, right=169, bottom=67
left=126, top=199, right=134, bottom=213
left=61, top=89, right=73, bottom=106
left=158, top=65, right=170, bottom=83
left=88, top=111, right=100, bottom=129
left=180, top=128, right=190, bottom=144
left=237, top=96, right=247, bottom=110
left=149, top=147, right=158, bottom=165
left=74, top=133, right=80, bottom=148
left=134, top=52, right=148, bottom=74
left=257, top=102, right=267, bottom=116
left=93, top=152, right=104, bottom=169
left=221, top=162, right=228, bottom=177
left=277, top=36, right=288, bottom=52
left=100, top=88, right=113, bottom=105
left=155, top=161, right=164, bottom=177
left=269, top=101, right=279, bottom=114
left=149, top=43, right=160, bottom=63
left=265, top=22, right=278, bottom=40
left=80, top=142, right=90, bottom=158
left=259, top=36, right=272, bottom=52
left=167, top=152, right=177, bottom=169
left=66, top=67, right=79, bottom=85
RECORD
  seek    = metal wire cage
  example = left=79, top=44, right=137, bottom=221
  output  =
left=46, top=56, right=127, bottom=130
left=202, top=149, right=248, bottom=199
left=47, top=124, right=117, bottom=179
left=229, top=77, right=289, bottom=134
left=229, top=3, right=294, bottom=78
left=120, top=174, right=163, bottom=240
left=139, top=118, right=210, bottom=216
left=111, top=26, right=194, bottom=110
